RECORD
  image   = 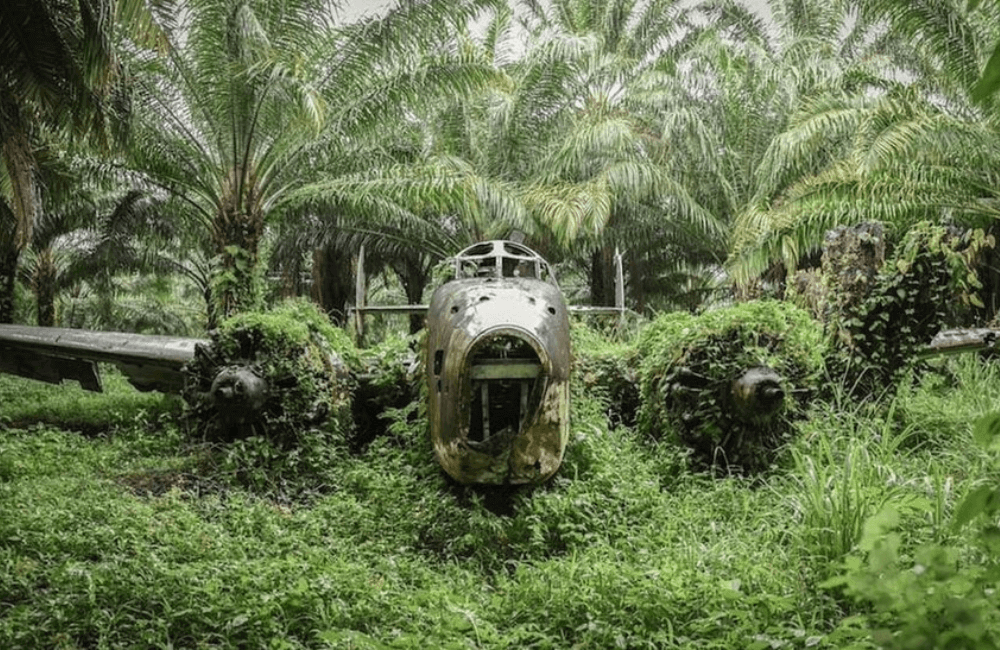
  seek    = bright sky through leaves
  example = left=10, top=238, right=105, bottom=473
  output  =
left=340, top=0, right=771, bottom=23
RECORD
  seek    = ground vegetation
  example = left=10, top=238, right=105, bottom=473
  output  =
left=3, top=328, right=1000, bottom=648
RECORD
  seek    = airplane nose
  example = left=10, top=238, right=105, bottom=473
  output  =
left=210, top=366, right=268, bottom=421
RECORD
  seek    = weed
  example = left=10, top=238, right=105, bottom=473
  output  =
left=4, top=333, right=1000, bottom=648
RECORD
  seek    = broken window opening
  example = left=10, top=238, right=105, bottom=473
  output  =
left=451, top=241, right=556, bottom=284
left=502, top=256, right=538, bottom=278
left=466, top=334, right=543, bottom=445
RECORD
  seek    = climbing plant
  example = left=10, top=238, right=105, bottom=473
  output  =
left=832, top=221, right=993, bottom=389
left=636, top=300, right=825, bottom=474
left=183, top=299, right=357, bottom=445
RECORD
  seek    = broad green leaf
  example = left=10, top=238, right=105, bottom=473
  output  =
left=859, top=506, right=899, bottom=552
left=972, top=412, right=1000, bottom=447
left=971, top=42, right=1000, bottom=104
left=953, top=486, right=999, bottom=529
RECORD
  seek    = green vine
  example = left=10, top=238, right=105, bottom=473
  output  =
left=636, top=300, right=825, bottom=474
left=209, top=245, right=264, bottom=323
left=834, top=222, right=993, bottom=389
left=183, top=299, right=356, bottom=446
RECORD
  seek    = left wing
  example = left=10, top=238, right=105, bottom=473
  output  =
left=0, top=324, right=206, bottom=393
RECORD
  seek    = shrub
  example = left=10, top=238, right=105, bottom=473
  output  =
left=183, top=299, right=356, bottom=444
left=352, top=333, right=423, bottom=449
left=823, top=412, right=1000, bottom=649
left=571, top=321, right=641, bottom=427
left=637, top=300, right=826, bottom=473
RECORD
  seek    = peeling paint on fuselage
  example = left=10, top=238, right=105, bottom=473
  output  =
left=426, top=275, right=571, bottom=485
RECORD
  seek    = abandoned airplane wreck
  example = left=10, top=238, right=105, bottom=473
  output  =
left=425, top=241, right=571, bottom=486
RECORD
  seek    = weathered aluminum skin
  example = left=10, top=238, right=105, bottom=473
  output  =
left=426, top=274, right=571, bottom=485
left=0, top=324, right=205, bottom=392
left=921, top=328, right=1000, bottom=357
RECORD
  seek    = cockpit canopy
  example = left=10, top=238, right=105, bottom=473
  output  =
left=452, top=240, right=557, bottom=285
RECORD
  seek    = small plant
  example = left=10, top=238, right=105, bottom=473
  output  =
left=823, top=412, right=1000, bottom=649
left=352, top=333, right=423, bottom=449
left=571, top=321, right=641, bottom=427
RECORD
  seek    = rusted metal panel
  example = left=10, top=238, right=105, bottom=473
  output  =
left=469, top=361, right=541, bottom=380
left=350, top=305, right=430, bottom=314
left=0, top=324, right=205, bottom=393
left=426, top=241, right=572, bottom=485
left=730, top=367, right=785, bottom=420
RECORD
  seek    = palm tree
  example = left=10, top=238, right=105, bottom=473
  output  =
left=725, top=0, right=1000, bottom=294
left=270, top=4, right=523, bottom=329
left=20, top=187, right=177, bottom=327
left=125, top=0, right=497, bottom=327
left=361, top=0, right=724, bottom=310
left=0, top=0, right=160, bottom=322
left=508, top=0, right=728, bottom=308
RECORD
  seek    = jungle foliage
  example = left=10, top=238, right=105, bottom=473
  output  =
left=5, top=332, right=1000, bottom=648
left=830, top=222, right=994, bottom=390
left=5, top=0, right=1000, bottom=646
left=636, top=300, right=826, bottom=474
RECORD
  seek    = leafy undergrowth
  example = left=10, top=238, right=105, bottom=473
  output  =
left=0, top=365, right=184, bottom=435
left=2, top=349, right=1000, bottom=648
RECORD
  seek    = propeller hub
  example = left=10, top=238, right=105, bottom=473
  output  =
left=210, top=366, right=268, bottom=422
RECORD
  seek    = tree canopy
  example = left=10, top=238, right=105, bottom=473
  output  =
left=3, top=0, right=1000, bottom=328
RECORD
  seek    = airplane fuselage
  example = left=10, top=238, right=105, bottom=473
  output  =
left=426, top=249, right=571, bottom=485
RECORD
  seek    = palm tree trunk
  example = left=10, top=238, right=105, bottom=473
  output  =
left=0, top=121, right=37, bottom=324
left=590, top=245, right=616, bottom=306
left=392, top=254, right=428, bottom=334
left=2, top=127, right=38, bottom=252
left=276, top=254, right=305, bottom=299
left=628, top=253, right=645, bottom=314
left=212, top=204, right=264, bottom=320
left=0, top=243, right=18, bottom=324
left=311, top=243, right=354, bottom=325
left=979, top=222, right=1000, bottom=319
left=34, top=247, right=57, bottom=326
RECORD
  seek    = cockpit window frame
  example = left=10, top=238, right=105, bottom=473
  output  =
left=452, top=240, right=557, bottom=285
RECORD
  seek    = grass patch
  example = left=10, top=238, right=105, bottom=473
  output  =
left=0, top=367, right=183, bottom=435
left=3, top=345, right=1000, bottom=648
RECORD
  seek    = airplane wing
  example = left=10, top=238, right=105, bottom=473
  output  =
left=919, top=328, right=1000, bottom=358
left=0, top=324, right=206, bottom=393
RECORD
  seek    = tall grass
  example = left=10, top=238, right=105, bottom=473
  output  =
left=783, top=395, right=921, bottom=565
left=2, top=353, right=1000, bottom=648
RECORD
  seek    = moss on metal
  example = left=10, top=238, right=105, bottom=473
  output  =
left=637, top=300, right=825, bottom=474
left=182, top=299, right=356, bottom=446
